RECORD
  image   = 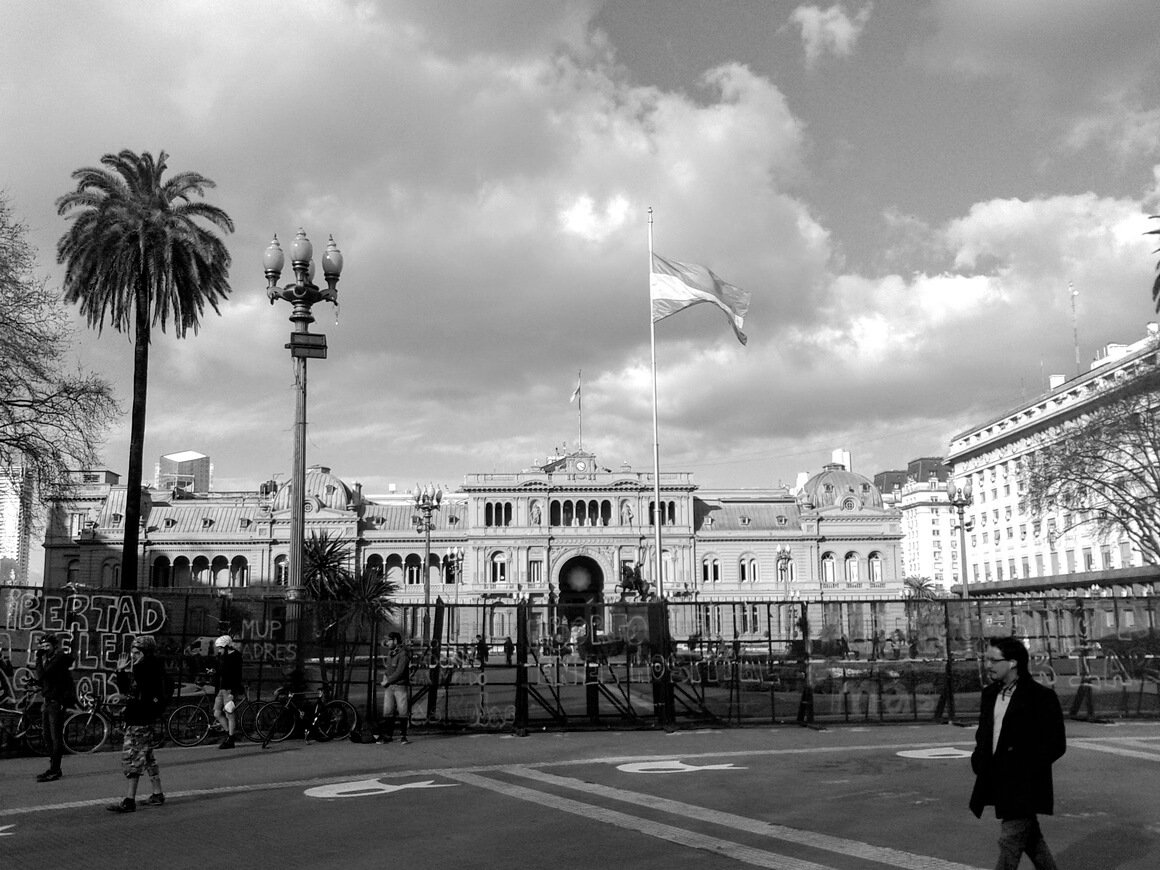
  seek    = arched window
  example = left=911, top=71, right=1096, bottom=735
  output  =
left=192, top=555, right=210, bottom=585
left=173, top=556, right=192, bottom=586
left=404, top=554, right=422, bottom=586
left=212, top=555, right=230, bottom=587
left=101, top=559, right=119, bottom=588
left=66, top=559, right=81, bottom=585
left=485, top=503, right=494, bottom=526
left=844, top=552, right=859, bottom=586
left=701, top=556, right=719, bottom=584
left=550, top=500, right=561, bottom=526
left=868, top=552, right=883, bottom=585
left=601, top=500, right=612, bottom=526
left=366, top=554, right=384, bottom=578
left=821, top=552, right=836, bottom=585
left=151, top=556, right=171, bottom=589
left=562, top=501, right=574, bottom=527
left=385, top=553, right=404, bottom=586
left=230, top=556, right=249, bottom=587
left=490, top=552, right=507, bottom=585
left=273, top=555, right=288, bottom=586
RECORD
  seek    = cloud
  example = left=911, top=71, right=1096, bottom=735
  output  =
left=788, top=4, right=873, bottom=67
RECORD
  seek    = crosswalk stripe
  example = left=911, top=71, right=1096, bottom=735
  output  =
left=505, top=766, right=985, bottom=870
left=1071, top=740, right=1160, bottom=762
left=442, top=770, right=839, bottom=870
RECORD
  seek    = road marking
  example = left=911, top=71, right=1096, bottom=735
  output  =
left=0, top=824, right=14, bottom=837
left=504, top=767, right=986, bottom=870
left=304, top=778, right=457, bottom=799
left=616, top=759, right=744, bottom=773
left=897, top=748, right=971, bottom=759
left=442, top=770, right=839, bottom=870
left=1071, top=739, right=1160, bottom=762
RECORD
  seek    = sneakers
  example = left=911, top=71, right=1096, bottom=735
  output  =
left=377, top=736, right=392, bottom=744
left=141, top=793, right=165, bottom=806
left=219, top=735, right=236, bottom=749
left=36, top=770, right=61, bottom=783
left=399, top=736, right=411, bottom=745
left=107, top=798, right=136, bottom=814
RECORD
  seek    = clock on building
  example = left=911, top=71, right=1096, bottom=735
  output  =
left=575, top=460, right=587, bottom=471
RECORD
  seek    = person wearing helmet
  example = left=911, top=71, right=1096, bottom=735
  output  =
left=108, top=635, right=167, bottom=813
left=212, top=635, right=243, bottom=749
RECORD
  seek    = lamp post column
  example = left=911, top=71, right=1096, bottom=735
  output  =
left=413, top=484, right=443, bottom=644
left=265, top=230, right=342, bottom=591
left=946, top=478, right=974, bottom=600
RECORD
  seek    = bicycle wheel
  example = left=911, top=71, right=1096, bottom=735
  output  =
left=316, top=699, right=357, bottom=740
left=21, top=714, right=47, bottom=756
left=63, top=710, right=109, bottom=754
left=167, top=704, right=211, bottom=747
left=236, top=699, right=262, bottom=743
left=255, top=701, right=295, bottom=745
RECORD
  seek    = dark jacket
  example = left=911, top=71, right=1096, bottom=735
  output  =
left=381, top=645, right=410, bottom=687
left=116, top=655, right=169, bottom=726
left=213, top=648, right=244, bottom=695
left=35, top=648, right=76, bottom=706
left=970, top=675, right=1066, bottom=819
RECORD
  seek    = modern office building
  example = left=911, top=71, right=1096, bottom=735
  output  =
left=0, top=463, right=34, bottom=585
left=156, top=450, right=212, bottom=494
left=946, top=322, right=1159, bottom=594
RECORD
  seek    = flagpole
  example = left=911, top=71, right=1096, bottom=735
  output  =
left=647, top=207, right=664, bottom=599
left=577, top=369, right=583, bottom=451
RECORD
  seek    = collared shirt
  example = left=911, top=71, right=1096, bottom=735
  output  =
left=992, top=681, right=1017, bottom=753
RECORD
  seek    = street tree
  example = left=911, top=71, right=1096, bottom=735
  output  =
left=1020, top=357, right=1160, bottom=564
left=0, top=192, right=117, bottom=502
left=56, top=150, right=234, bottom=590
left=303, top=531, right=398, bottom=699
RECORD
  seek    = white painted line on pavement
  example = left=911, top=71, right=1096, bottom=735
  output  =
left=1070, top=740, right=1160, bottom=762
left=442, top=770, right=839, bottom=870
left=505, top=766, right=987, bottom=870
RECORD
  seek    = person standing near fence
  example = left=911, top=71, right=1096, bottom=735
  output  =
left=376, top=632, right=410, bottom=745
left=212, top=635, right=243, bottom=749
left=34, top=633, right=75, bottom=783
left=108, top=635, right=168, bottom=813
left=969, top=636, right=1066, bottom=869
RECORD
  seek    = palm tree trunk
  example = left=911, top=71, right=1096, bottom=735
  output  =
left=120, top=284, right=150, bottom=590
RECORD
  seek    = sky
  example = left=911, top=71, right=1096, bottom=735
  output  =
left=3, top=0, right=1160, bottom=503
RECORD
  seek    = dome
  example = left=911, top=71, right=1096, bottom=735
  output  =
left=797, top=463, right=883, bottom=511
left=271, top=466, right=361, bottom=512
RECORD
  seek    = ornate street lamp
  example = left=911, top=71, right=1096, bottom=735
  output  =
left=946, top=477, right=974, bottom=600
left=446, top=545, right=464, bottom=634
left=413, top=484, right=443, bottom=643
left=265, top=229, right=342, bottom=591
left=775, top=544, right=793, bottom=639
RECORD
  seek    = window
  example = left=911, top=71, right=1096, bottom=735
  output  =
left=490, top=552, right=507, bottom=585
left=844, top=553, right=859, bottom=586
left=868, top=552, right=883, bottom=585
left=405, top=555, right=422, bottom=586
left=528, top=559, right=542, bottom=586
left=274, top=555, right=289, bottom=586
left=702, top=557, right=720, bottom=584
left=821, top=553, right=836, bottom=585
left=1083, top=548, right=1094, bottom=571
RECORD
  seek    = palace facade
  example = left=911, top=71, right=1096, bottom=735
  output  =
left=41, top=451, right=904, bottom=607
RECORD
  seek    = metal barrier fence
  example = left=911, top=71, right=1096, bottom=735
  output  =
left=2, top=587, right=1157, bottom=740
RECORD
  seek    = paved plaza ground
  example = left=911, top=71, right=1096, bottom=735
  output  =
left=2, top=719, right=1158, bottom=869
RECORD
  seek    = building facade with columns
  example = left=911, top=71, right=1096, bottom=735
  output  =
left=41, top=452, right=904, bottom=608
left=946, top=323, right=1159, bottom=595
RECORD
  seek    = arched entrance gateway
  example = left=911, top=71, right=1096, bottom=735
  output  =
left=556, top=554, right=605, bottom=625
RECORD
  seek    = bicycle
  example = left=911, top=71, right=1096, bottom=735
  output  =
left=254, top=682, right=357, bottom=747
left=62, top=692, right=169, bottom=754
left=0, top=683, right=47, bottom=756
left=167, top=683, right=261, bottom=747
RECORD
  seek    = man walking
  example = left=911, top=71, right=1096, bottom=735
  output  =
left=377, top=632, right=410, bottom=745
left=108, top=635, right=168, bottom=813
left=212, top=635, right=243, bottom=749
left=970, top=637, right=1066, bottom=869
left=34, top=633, right=75, bottom=783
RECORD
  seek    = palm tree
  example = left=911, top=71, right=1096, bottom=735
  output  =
left=303, top=531, right=399, bottom=699
left=56, top=150, right=234, bottom=589
left=904, top=576, right=939, bottom=600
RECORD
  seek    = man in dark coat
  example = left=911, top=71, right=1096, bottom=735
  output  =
left=34, top=633, right=75, bottom=782
left=970, top=637, right=1065, bottom=869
